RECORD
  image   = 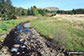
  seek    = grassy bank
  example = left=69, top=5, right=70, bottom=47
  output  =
left=0, top=17, right=37, bottom=43
left=0, top=17, right=37, bottom=34
left=31, top=17, right=84, bottom=51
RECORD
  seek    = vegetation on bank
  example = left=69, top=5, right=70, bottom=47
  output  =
left=0, top=17, right=36, bottom=34
left=0, top=18, right=30, bottom=43
left=31, top=17, right=84, bottom=52
left=0, top=20, right=21, bottom=34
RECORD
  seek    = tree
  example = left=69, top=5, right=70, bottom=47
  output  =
left=27, top=8, right=31, bottom=15
left=0, top=0, right=2, bottom=17
left=6, top=0, right=11, bottom=6
left=27, top=6, right=48, bottom=16
left=0, top=0, right=6, bottom=19
left=38, top=9, right=47, bottom=16
left=31, top=6, right=39, bottom=16
left=31, top=6, right=34, bottom=16
left=0, top=0, right=15, bottom=19
left=21, top=10, right=25, bottom=16
left=33, top=6, right=37, bottom=9
left=5, top=0, right=15, bottom=19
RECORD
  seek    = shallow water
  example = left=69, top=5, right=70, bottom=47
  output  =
left=2, top=22, right=33, bottom=56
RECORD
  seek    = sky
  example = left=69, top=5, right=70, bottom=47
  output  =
left=11, top=0, right=84, bottom=10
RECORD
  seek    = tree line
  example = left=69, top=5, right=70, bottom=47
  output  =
left=15, top=6, right=48, bottom=16
left=0, top=0, right=48, bottom=20
left=27, top=6, right=48, bottom=16
left=57, top=9, right=84, bottom=14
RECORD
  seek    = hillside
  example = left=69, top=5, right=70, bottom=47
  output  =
left=44, top=7, right=59, bottom=11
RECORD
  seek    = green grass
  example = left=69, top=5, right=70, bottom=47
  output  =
left=0, top=20, right=21, bottom=34
left=0, top=19, right=21, bottom=43
left=0, top=17, right=38, bottom=43
left=0, top=18, right=35, bottom=34
left=0, top=17, right=84, bottom=52
left=31, top=17, right=84, bottom=51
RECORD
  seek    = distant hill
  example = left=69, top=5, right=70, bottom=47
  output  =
left=44, top=7, right=59, bottom=12
left=15, top=7, right=26, bottom=10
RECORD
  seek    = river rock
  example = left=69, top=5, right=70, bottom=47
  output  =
left=2, top=22, right=65, bottom=56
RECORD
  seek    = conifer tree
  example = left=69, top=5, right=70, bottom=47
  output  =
left=31, top=6, right=39, bottom=16
left=27, top=8, right=31, bottom=15
left=21, top=10, right=25, bottom=16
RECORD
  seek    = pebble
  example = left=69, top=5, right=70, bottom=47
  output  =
left=13, top=44, right=20, bottom=48
left=11, top=48, right=18, bottom=52
left=17, top=52, right=20, bottom=55
left=20, top=39, right=24, bottom=42
left=21, top=45, right=26, bottom=48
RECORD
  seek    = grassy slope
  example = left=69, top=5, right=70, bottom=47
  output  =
left=31, top=17, right=84, bottom=51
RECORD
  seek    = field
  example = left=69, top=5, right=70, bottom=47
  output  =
left=31, top=14, right=84, bottom=51
left=0, top=15, right=84, bottom=52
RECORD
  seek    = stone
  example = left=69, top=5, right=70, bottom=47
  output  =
left=22, top=51, right=25, bottom=54
left=11, top=48, right=18, bottom=52
left=13, top=44, right=20, bottom=48
left=21, top=45, right=26, bottom=48
left=1, top=46, right=10, bottom=56
left=20, top=39, right=24, bottom=42
left=57, top=53, right=65, bottom=56
left=17, top=52, right=20, bottom=55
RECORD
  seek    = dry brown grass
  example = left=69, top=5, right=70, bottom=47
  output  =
left=54, top=14, right=84, bottom=23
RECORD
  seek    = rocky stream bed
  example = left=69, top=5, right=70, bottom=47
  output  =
left=0, top=21, right=67, bottom=56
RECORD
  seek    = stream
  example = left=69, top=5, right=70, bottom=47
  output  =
left=0, top=21, right=66, bottom=56
left=3, top=22, right=33, bottom=56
